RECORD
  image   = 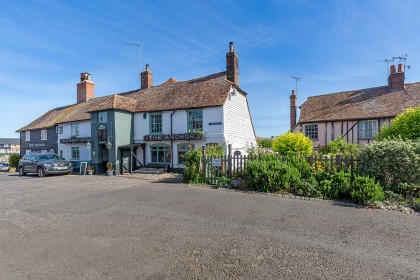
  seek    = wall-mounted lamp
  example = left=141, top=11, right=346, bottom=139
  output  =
left=86, top=140, right=92, bottom=149
left=105, top=141, right=112, bottom=150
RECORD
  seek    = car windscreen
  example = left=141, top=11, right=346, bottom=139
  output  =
left=39, top=154, right=64, bottom=160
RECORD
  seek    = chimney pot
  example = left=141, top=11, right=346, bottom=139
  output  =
left=398, top=63, right=403, bottom=73
left=390, top=65, right=396, bottom=74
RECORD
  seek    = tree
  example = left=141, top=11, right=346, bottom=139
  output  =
left=9, top=154, right=20, bottom=168
left=272, top=132, right=313, bottom=156
left=377, top=105, right=420, bottom=140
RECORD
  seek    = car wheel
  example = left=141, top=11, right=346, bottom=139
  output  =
left=19, top=167, right=26, bottom=176
left=37, top=167, right=45, bottom=177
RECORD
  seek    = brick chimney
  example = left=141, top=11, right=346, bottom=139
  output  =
left=388, top=63, right=405, bottom=91
left=226, top=42, right=239, bottom=85
left=140, top=64, right=153, bottom=89
left=290, top=90, right=297, bottom=130
left=77, top=72, right=94, bottom=103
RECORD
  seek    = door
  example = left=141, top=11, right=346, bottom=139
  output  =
left=121, top=150, right=131, bottom=174
left=27, top=154, right=38, bottom=172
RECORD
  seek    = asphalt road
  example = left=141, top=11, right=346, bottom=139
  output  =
left=0, top=172, right=419, bottom=279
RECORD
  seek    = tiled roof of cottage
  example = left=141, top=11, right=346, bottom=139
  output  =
left=121, top=72, right=233, bottom=112
left=298, top=82, right=420, bottom=123
left=87, top=94, right=138, bottom=113
left=17, top=71, right=236, bottom=131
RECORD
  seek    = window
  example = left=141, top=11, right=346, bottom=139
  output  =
left=41, top=150, right=48, bottom=153
left=177, top=143, right=195, bottom=164
left=99, top=112, right=107, bottom=123
left=71, top=123, right=79, bottom=137
left=4, top=144, right=9, bottom=148
left=150, top=144, right=170, bottom=164
left=71, top=147, right=80, bottom=160
left=97, top=124, right=107, bottom=143
left=25, top=131, right=30, bottom=141
left=25, top=150, right=31, bottom=155
left=58, top=126, right=63, bottom=134
left=188, top=109, right=203, bottom=131
left=41, top=129, right=47, bottom=140
left=305, top=124, right=318, bottom=140
left=149, top=113, right=162, bottom=134
left=331, top=123, right=335, bottom=140
left=359, top=120, right=378, bottom=139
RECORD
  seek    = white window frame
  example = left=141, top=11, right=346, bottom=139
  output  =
left=359, top=120, right=378, bottom=139
left=26, top=149, right=31, bottom=154
left=304, top=124, right=318, bottom=140
left=99, top=112, right=107, bottom=123
left=71, top=123, right=79, bottom=137
left=149, top=112, right=162, bottom=134
left=187, top=109, right=203, bottom=131
left=25, top=131, right=30, bottom=141
left=41, top=129, right=47, bottom=141
left=58, top=126, right=63, bottom=134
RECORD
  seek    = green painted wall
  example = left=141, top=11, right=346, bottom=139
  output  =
left=113, top=111, right=134, bottom=174
left=89, top=110, right=133, bottom=174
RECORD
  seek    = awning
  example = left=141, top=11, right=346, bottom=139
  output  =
left=118, top=143, right=145, bottom=149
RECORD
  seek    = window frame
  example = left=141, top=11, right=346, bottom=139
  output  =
left=358, top=120, right=378, bottom=139
left=150, top=144, right=171, bottom=164
left=71, top=123, right=79, bottom=137
left=177, top=143, right=195, bottom=165
left=187, top=109, right=203, bottom=131
left=99, top=112, right=107, bottom=123
left=71, top=147, right=80, bottom=160
left=25, top=131, right=30, bottom=141
left=58, top=126, right=63, bottom=134
left=149, top=112, right=162, bottom=135
left=304, top=124, right=318, bottom=140
left=41, top=129, right=47, bottom=141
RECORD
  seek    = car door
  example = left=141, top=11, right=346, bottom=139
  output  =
left=28, top=154, right=38, bottom=172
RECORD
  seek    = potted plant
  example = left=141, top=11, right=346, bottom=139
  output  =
left=106, top=162, right=114, bottom=176
left=86, top=164, right=94, bottom=175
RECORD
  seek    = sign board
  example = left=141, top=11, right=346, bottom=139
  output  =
left=60, top=137, right=92, bottom=144
left=211, top=158, right=222, bottom=167
left=209, top=122, right=222, bottom=126
left=143, top=132, right=203, bottom=142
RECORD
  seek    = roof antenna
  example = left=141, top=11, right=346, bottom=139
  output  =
left=291, top=76, right=301, bottom=95
left=377, top=54, right=409, bottom=75
left=125, top=41, right=141, bottom=72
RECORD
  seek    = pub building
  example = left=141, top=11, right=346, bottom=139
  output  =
left=17, top=43, right=256, bottom=174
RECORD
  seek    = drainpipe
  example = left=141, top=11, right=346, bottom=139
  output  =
left=170, top=110, right=176, bottom=170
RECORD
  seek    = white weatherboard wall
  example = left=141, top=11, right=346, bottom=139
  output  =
left=223, top=87, right=256, bottom=154
left=57, top=121, right=92, bottom=161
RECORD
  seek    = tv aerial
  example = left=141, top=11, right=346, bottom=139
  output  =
left=125, top=41, right=141, bottom=71
left=291, top=76, right=301, bottom=95
left=377, top=54, right=410, bottom=75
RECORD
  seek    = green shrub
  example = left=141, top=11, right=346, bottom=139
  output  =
left=350, top=176, right=384, bottom=204
left=9, top=154, right=20, bottom=168
left=257, top=138, right=273, bottom=148
left=184, top=149, right=202, bottom=183
left=272, top=132, right=313, bottom=157
left=377, top=105, right=420, bottom=140
left=321, top=135, right=360, bottom=156
left=357, top=139, right=420, bottom=191
left=245, top=157, right=301, bottom=193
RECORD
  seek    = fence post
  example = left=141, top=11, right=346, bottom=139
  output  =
left=202, top=146, right=206, bottom=181
left=228, top=144, right=232, bottom=179
left=336, top=154, right=342, bottom=172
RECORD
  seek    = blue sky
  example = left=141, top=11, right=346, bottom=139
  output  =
left=1, top=0, right=420, bottom=138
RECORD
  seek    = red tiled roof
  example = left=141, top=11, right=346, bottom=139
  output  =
left=17, top=72, right=236, bottom=131
left=298, top=83, right=420, bottom=123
